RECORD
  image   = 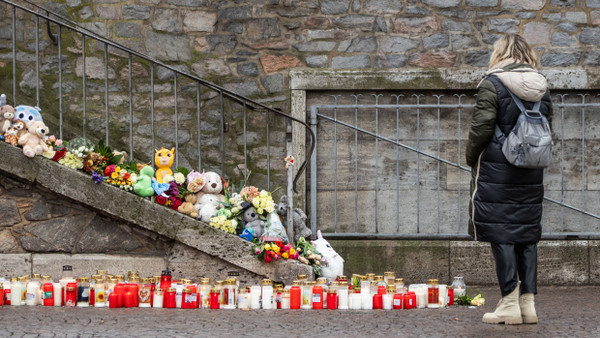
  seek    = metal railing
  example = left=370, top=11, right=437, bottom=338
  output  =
left=309, top=92, right=600, bottom=240
left=0, top=0, right=314, bottom=241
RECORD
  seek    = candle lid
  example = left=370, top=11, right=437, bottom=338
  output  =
left=210, top=288, right=219, bottom=293
left=261, top=279, right=273, bottom=285
left=182, top=288, right=192, bottom=294
left=395, top=278, right=404, bottom=283
left=156, top=287, right=164, bottom=292
left=0, top=282, right=3, bottom=288
left=215, top=281, right=224, bottom=286
left=292, top=280, right=301, bottom=286
left=336, top=275, right=347, bottom=281
left=384, top=272, right=395, bottom=277
left=167, top=288, right=176, bottom=292
left=366, top=273, right=375, bottom=278
left=181, top=279, right=192, bottom=285
left=328, top=288, right=338, bottom=294
left=153, top=275, right=162, bottom=281
left=161, top=270, right=171, bottom=275
left=32, top=273, right=41, bottom=278
left=224, top=279, right=236, bottom=285
left=387, top=285, right=396, bottom=293
left=130, top=276, right=140, bottom=282
left=97, top=270, right=108, bottom=275
left=316, top=277, right=328, bottom=285
left=9, top=277, right=17, bottom=282
left=141, top=278, right=152, bottom=284
left=199, top=278, right=211, bottom=285
left=359, top=275, right=368, bottom=281
left=297, top=274, right=307, bottom=280
left=374, top=275, right=384, bottom=281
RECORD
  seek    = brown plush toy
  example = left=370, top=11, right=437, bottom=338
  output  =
left=178, top=194, right=199, bottom=218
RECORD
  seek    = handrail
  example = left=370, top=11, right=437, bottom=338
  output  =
left=4, top=0, right=314, bottom=193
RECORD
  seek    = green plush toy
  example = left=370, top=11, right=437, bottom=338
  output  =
left=134, top=166, right=155, bottom=197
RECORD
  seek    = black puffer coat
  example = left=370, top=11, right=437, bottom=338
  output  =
left=466, top=64, right=552, bottom=244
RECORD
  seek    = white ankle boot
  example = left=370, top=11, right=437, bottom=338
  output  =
left=519, top=293, right=538, bottom=324
left=482, top=286, right=523, bottom=325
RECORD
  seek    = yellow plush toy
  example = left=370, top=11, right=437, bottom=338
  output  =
left=154, top=147, right=175, bottom=183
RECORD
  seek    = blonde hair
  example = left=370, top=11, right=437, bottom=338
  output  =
left=489, top=34, right=538, bottom=69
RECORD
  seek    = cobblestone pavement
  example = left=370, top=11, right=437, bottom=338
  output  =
left=0, top=286, right=598, bottom=338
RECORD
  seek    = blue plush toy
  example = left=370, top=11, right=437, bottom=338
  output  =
left=15, top=105, right=43, bottom=126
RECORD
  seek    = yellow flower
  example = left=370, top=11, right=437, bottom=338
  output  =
left=111, top=172, right=118, bottom=179
left=289, top=248, right=295, bottom=255
left=265, top=244, right=271, bottom=251
left=272, top=245, right=280, bottom=253
left=282, top=252, right=289, bottom=259
left=115, top=167, right=121, bottom=173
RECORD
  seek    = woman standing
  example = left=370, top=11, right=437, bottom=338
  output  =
left=466, top=34, right=552, bottom=325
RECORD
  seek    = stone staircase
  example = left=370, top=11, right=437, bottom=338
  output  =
left=0, top=141, right=312, bottom=283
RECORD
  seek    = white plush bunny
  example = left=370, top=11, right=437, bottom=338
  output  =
left=310, top=230, right=344, bottom=282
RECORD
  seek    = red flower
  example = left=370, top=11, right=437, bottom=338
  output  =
left=104, top=165, right=115, bottom=177
left=169, top=196, right=182, bottom=210
left=52, top=148, right=67, bottom=162
left=155, top=195, right=167, bottom=205
left=264, top=255, right=273, bottom=263
left=124, top=173, right=130, bottom=180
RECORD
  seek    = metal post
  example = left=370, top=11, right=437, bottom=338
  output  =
left=58, top=25, right=63, bottom=140
left=128, top=53, right=133, bottom=159
left=104, top=43, right=109, bottom=145
left=174, top=73, right=178, bottom=168
left=310, top=106, right=319, bottom=237
left=286, top=119, right=294, bottom=243
left=35, top=16, right=39, bottom=106
left=82, top=34, right=87, bottom=139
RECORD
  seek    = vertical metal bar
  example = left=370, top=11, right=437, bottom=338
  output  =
left=104, top=43, right=109, bottom=145
left=414, top=94, right=423, bottom=233
left=351, top=94, right=361, bottom=232
left=373, top=94, right=383, bottom=233
left=82, top=34, right=87, bottom=139
left=434, top=95, right=443, bottom=233
left=558, top=94, right=567, bottom=231
left=392, top=94, right=403, bottom=233
left=219, top=90, right=225, bottom=175
left=128, top=53, right=133, bottom=161
left=151, top=64, right=155, bottom=168
left=243, top=101, right=247, bottom=178
left=35, top=16, right=39, bottom=106
left=580, top=94, right=589, bottom=231
left=12, top=6, right=16, bottom=104
left=286, top=119, right=294, bottom=242
left=310, top=106, right=319, bottom=236
left=197, top=82, right=202, bottom=171
left=331, top=95, right=340, bottom=233
left=266, top=110, right=271, bottom=191
left=174, top=73, right=178, bottom=168
left=455, top=94, right=466, bottom=233
left=58, top=25, right=63, bottom=140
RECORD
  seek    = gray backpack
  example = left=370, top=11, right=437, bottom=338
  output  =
left=494, top=89, right=553, bottom=168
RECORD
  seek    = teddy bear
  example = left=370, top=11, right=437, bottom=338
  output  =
left=1, top=103, right=15, bottom=133
left=3, top=126, right=19, bottom=146
left=12, top=120, right=26, bottom=138
left=241, top=202, right=265, bottom=238
left=276, top=195, right=311, bottom=243
left=196, top=193, right=224, bottom=223
left=154, top=148, right=175, bottom=183
left=14, top=105, right=43, bottom=126
left=18, top=121, right=49, bottom=158
left=194, top=170, right=225, bottom=216
left=178, top=194, right=199, bottom=218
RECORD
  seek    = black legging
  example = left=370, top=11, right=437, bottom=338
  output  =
left=491, top=243, right=538, bottom=297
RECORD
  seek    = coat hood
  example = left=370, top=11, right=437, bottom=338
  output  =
left=479, top=63, right=548, bottom=102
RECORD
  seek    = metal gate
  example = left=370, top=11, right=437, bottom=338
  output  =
left=309, top=91, right=600, bottom=240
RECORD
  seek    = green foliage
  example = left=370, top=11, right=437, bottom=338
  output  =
left=176, top=166, right=190, bottom=177
left=94, top=139, right=122, bottom=165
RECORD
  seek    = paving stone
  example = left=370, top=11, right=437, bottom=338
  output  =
left=405, top=6, right=431, bottom=15
left=75, top=57, right=117, bottom=80
left=408, top=51, right=457, bottom=67
left=192, top=59, right=231, bottom=77
left=156, top=127, right=191, bottom=144
left=145, top=32, right=191, bottom=62
left=586, top=0, right=600, bottom=8
left=259, top=54, right=303, bottom=73
left=516, top=12, right=537, bottom=19
left=156, top=64, right=190, bottom=80
left=542, top=12, right=562, bottom=21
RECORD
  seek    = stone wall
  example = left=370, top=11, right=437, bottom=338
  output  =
left=1, top=0, right=600, bottom=195
left=0, top=141, right=313, bottom=283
